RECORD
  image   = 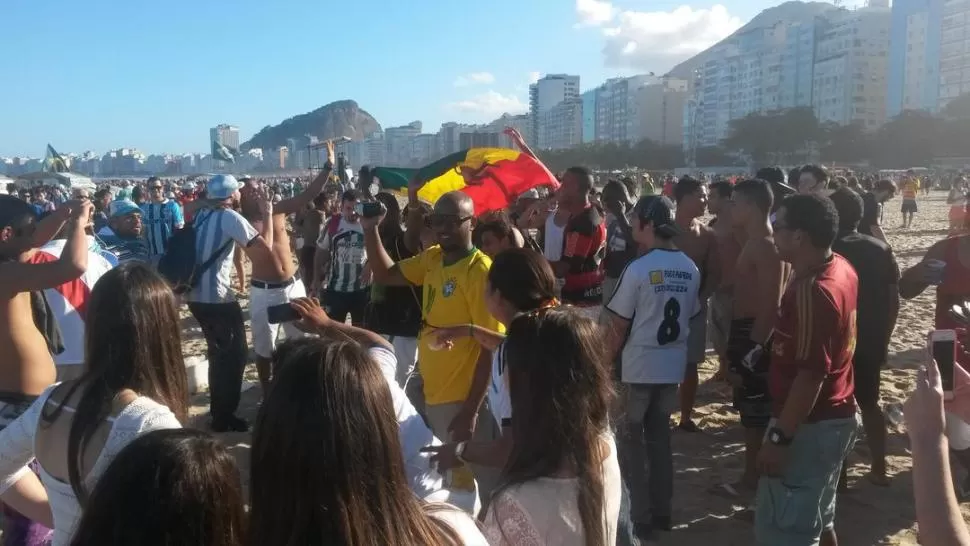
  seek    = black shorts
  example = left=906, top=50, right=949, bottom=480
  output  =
left=852, top=353, right=883, bottom=407
left=902, top=200, right=918, bottom=214
left=323, top=289, right=369, bottom=325
left=727, top=318, right=772, bottom=429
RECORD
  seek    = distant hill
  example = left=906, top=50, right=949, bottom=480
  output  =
left=667, top=1, right=839, bottom=79
left=241, top=100, right=381, bottom=151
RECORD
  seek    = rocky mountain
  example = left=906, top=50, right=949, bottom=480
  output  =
left=666, top=1, right=839, bottom=79
left=241, top=100, right=381, bottom=151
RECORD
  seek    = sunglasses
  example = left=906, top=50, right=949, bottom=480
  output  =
left=429, top=214, right=473, bottom=228
left=151, top=186, right=164, bottom=190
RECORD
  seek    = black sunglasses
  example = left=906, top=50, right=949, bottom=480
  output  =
left=429, top=214, right=473, bottom=228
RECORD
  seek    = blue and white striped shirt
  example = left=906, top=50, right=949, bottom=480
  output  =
left=186, top=208, right=258, bottom=304
left=140, top=200, right=184, bottom=258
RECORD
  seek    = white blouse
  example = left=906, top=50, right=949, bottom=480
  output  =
left=483, top=434, right=622, bottom=546
left=0, top=384, right=181, bottom=546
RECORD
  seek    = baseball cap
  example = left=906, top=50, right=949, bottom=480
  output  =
left=109, top=199, right=142, bottom=218
left=206, top=174, right=242, bottom=200
left=633, top=195, right=680, bottom=237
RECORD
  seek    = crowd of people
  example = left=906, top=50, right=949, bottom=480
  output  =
left=0, top=132, right=969, bottom=546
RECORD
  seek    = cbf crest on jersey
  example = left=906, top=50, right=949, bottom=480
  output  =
left=443, top=278, right=457, bottom=297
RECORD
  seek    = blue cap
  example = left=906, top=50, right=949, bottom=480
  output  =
left=109, top=199, right=141, bottom=218
left=206, top=174, right=242, bottom=200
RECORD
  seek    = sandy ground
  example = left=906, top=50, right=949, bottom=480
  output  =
left=180, top=192, right=959, bottom=545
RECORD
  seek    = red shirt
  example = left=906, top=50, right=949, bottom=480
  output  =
left=769, top=254, right=858, bottom=422
left=933, top=236, right=970, bottom=368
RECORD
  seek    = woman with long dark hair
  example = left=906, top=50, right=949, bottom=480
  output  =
left=0, top=262, right=187, bottom=546
left=483, top=307, right=621, bottom=545
left=248, top=298, right=485, bottom=545
left=425, top=248, right=557, bottom=470
left=69, top=429, right=245, bottom=546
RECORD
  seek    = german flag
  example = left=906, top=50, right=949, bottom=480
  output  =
left=372, top=148, right=558, bottom=215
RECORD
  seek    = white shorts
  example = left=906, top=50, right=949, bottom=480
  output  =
left=250, top=277, right=308, bottom=358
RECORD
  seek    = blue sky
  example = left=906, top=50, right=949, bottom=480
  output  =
left=1, top=0, right=830, bottom=156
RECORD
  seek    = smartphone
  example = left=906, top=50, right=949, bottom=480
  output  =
left=930, top=329, right=958, bottom=400
left=354, top=201, right=386, bottom=219
left=266, top=302, right=301, bottom=324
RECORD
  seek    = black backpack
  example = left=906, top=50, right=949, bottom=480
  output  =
left=158, top=210, right=233, bottom=294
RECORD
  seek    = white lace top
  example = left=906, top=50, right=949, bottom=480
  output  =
left=482, top=434, right=622, bottom=546
left=0, top=384, right=181, bottom=546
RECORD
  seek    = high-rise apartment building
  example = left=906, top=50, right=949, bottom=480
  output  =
left=939, top=0, right=970, bottom=110
left=888, top=0, right=944, bottom=116
left=537, top=99, right=583, bottom=150
left=687, top=20, right=818, bottom=149
left=581, top=90, right=596, bottom=143
left=636, top=78, right=689, bottom=146
left=385, top=122, right=422, bottom=166
left=209, top=124, right=239, bottom=150
left=813, top=7, right=891, bottom=129
left=595, top=75, right=657, bottom=143
left=529, top=74, right=580, bottom=144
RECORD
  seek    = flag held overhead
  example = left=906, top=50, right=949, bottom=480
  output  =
left=372, top=148, right=559, bottom=215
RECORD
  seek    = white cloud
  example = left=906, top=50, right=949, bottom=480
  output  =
left=453, top=72, right=496, bottom=87
left=445, top=90, right=528, bottom=119
left=577, top=2, right=743, bottom=71
left=528, top=71, right=542, bottom=85
left=576, top=0, right=616, bottom=26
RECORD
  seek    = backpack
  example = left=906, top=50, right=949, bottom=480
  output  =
left=157, top=210, right=234, bottom=294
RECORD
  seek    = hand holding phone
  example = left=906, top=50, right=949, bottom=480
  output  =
left=929, top=329, right=958, bottom=400
left=267, top=302, right=301, bottom=324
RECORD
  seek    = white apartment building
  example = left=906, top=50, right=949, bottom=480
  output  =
left=939, top=0, right=970, bottom=110
left=209, top=124, right=239, bottom=149
left=636, top=78, right=688, bottom=146
left=384, top=122, right=422, bottom=166
left=529, top=74, right=580, bottom=144
left=813, top=7, right=891, bottom=129
left=538, top=99, right=583, bottom=150
left=595, top=75, right=657, bottom=143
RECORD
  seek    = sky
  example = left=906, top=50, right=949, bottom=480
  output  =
left=0, top=0, right=862, bottom=157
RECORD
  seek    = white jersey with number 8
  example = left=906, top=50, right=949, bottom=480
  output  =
left=605, top=248, right=701, bottom=385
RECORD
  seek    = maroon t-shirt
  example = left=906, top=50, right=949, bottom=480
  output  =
left=769, top=254, right=858, bottom=422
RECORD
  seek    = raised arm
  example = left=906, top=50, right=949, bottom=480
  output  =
left=276, top=142, right=334, bottom=215
left=0, top=201, right=91, bottom=295
left=362, top=215, right=412, bottom=287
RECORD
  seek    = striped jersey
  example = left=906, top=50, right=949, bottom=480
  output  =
left=187, top=208, right=258, bottom=304
left=140, top=200, right=184, bottom=258
left=317, top=218, right=368, bottom=293
left=96, top=226, right=151, bottom=265
left=28, top=237, right=114, bottom=366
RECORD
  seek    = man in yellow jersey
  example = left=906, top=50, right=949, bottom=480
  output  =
left=900, top=172, right=920, bottom=229
left=363, top=182, right=502, bottom=502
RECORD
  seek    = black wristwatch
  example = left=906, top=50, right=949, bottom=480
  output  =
left=767, top=427, right=793, bottom=447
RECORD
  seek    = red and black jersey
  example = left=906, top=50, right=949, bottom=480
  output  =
left=560, top=205, right=606, bottom=306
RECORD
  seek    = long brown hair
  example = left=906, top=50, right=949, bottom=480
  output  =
left=249, top=338, right=462, bottom=546
left=41, top=262, right=189, bottom=503
left=69, top=429, right=245, bottom=546
left=499, top=307, right=614, bottom=545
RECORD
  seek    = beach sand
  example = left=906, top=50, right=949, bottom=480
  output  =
left=181, top=192, right=960, bottom=545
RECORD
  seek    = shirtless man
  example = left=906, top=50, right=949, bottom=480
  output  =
left=721, top=179, right=789, bottom=498
left=249, top=144, right=335, bottom=391
left=0, top=196, right=92, bottom=535
left=672, top=177, right=720, bottom=432
left=707, top=181, right=742, bottom=374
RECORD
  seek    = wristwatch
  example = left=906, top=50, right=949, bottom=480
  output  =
left=454, top=441, right=468, bottom=463
left=767, top=427, right=793, bottom=447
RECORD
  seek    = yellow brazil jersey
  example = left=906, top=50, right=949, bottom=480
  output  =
left=902, top=179, right=919, bottom=200
left=397, top=246, right=504, bottom=406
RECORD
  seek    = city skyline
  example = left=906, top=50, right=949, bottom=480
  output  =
left=1, top=0, right=832, bottom=157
